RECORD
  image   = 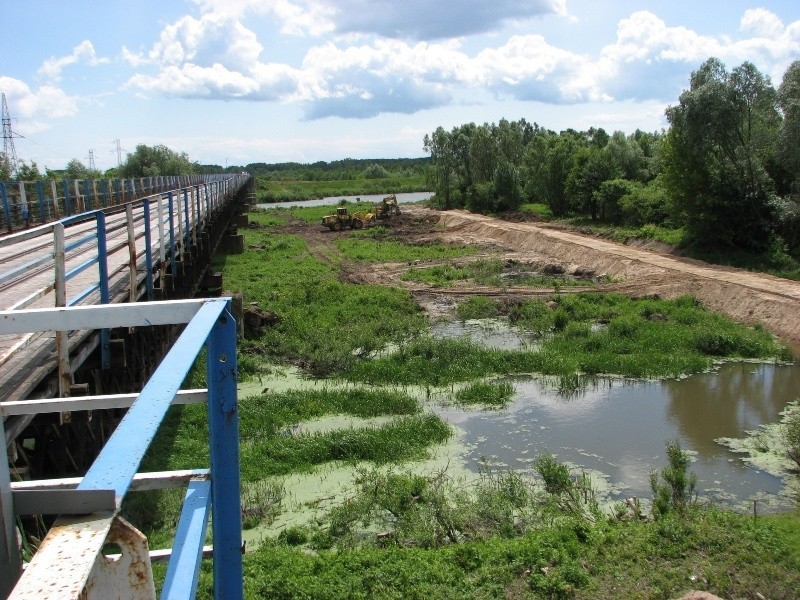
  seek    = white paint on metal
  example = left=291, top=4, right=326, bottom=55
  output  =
left=0, top=298, right=218, bottom=333
left=83, top=517, right=156, bottom=600
left=7, top=512, right=115, bottom=599
left=1, top=388, right=207, bottom=416
left=53, top=222, right=72, bottom=398
left=50, top=179, right=59, bottom=219
left=11, top=468, right=209, bottom=493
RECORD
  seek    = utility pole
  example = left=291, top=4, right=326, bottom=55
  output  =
left=2, top=93, right=21, bottom=176
left=112, top=138, right=124, bottom=166
left=87, top=149, right=96, bottom=171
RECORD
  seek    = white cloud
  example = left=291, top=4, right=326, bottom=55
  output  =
left=0, top=77, right=80, bottom=134
left=193, top=0, right=567, bottom=39
left=124, top=6, right=800, bottom=119
left=741, top=8, right=785, bottom=38
left=149, top=13, right=263, bottom=71
left=121, top=46, right=150, bottom=67
left=125, top=13, right=301, bottom=100
left=38, top=41, right=109, bottom=82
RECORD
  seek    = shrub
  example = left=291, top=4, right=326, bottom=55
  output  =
left=362, top=164, right=390, bottom=179
left=650, top=440, right=697, bottom=518
left=785, top=406, right=800, bottom=469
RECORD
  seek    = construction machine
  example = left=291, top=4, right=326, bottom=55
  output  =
left=372, top=194, right=401, bottom=219
left=321, top=206, right=374, bottom=230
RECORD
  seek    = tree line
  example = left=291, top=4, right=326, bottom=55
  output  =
left=424, top=57, right=800, bottom=257
left=0, top=144, right=205, bottom=182
left=245, top=157, right=429, bottom=181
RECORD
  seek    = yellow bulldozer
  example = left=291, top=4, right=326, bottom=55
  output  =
left=321, top=206, right=375, bottom=231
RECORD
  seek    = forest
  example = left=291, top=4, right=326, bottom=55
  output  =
left=424, top=58, right=800, bottom=265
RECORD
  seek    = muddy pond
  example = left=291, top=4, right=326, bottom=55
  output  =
left=430, top=319, right=800, bottom=511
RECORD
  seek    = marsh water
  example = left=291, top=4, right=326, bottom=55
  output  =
left=258, top=191, right=433, bottom=210
left=431, top=320, right=800, bottom=509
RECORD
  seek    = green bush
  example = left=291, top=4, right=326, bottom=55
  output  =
left=650, top=440, right=697, bottom=518
left=785, top=406, right=800, bottom=469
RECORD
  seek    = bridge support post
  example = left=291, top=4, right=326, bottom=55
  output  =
left=0, top=417, right=23, bottom=598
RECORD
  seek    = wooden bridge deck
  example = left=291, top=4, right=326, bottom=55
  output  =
left=0, top=176, right=248, bottom=406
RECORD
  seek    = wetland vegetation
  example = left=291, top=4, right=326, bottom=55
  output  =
left=135, top=205, right=800, bottom=598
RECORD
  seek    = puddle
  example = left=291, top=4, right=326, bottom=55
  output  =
left=444, top=362, right=800, bottom=512
left=430, top=318, right=538, bottom=350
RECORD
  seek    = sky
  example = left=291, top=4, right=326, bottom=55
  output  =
left=2, top=1, right=800, bottom=171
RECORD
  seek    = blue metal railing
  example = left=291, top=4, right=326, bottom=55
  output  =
left=0, top=175, right=239, bottom=234
left=0, top=174, right=249, bottom=397
left=0, top=298, right=244, bottom=599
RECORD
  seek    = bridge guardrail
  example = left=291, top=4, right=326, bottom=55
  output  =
left=0, top=298, right=243, bottom=599
left=0, top=175, right=249, bottom=396
left=0, top=175, right=237, bottom=234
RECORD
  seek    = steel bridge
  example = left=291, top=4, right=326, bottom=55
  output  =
left=0, top=174, right=252, bottom=598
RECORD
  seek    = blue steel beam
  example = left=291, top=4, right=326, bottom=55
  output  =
left=167, top=191, right=177, bottom=277
left=161, top=479, right=212, bottom=600
left=207, top=305, right=244, bottom=600
left=143, top=199, right=154, bottom=301
left=35, top=180, right=46, bottom=223
left=96, top=212, right=111, bottom=369
left=76, top=299, right=228, bottom=501
left=0, top=183, right=11, bottom=233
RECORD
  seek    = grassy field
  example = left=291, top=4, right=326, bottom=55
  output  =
left=140, top=203, right=799, bottom=598
left=344, top=293, right=789, bottom=389
left=255, top=174, right=428, bottom=202
left=400, top=258, right=604, bottom=288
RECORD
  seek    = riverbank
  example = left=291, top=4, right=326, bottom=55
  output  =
left=138, top=202, right=800, bottom=598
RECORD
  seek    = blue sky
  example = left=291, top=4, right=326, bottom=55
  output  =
left=2, top=1, right=800, bottom=171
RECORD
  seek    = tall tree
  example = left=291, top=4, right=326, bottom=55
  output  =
left=0, top=152, right=10, bottom=181
left=423, top=127, right=456, bottom=209
left=777, top=60, right=800, bottom=191
left=663, top=58, right=780, bottom=250
left=120, top=144, right=196, bottom=177
left=469, top=125, right=497, bottom=184
left=16, top=160, right=41, bottom=181
left=775, top=60, right=800, bottom=251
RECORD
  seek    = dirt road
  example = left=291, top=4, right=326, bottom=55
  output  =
left=291, top=205, right=800, bottom=352
left=436, top=209, right=800, bottom=351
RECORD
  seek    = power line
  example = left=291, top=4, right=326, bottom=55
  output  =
left=2, top=93, right=24, bottom=176
left=86, top=149, right=96, bottom=171
left=111, top=138, right=124, bottom=166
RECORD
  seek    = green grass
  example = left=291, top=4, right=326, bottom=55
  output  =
left=345, top=293, right=790, bottom=387
left=216, top=211, right=428, bottom=376
left=570, top=221, right=685, bottom=247
left=148, top=387, right=451, bottom=479
left=337, top=238, right=479, bottom=263
left=240, top=413, right=451, bottom=478
left=271, top=201, right=372, bottom=223
left=256, top=175, right=427, bottom=202
left=563, top=219, right=800, bottom=280
left=198, top=494, right=800, bottom=600
left=401, top=259, right=600, bottom=288
left=454, top=380, right=515, bottom=407
left=519, top=202, right=554, bottom=220
left=124, top=387, right=444, bottom=546
left=455, top=296, right=501, bottom=320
